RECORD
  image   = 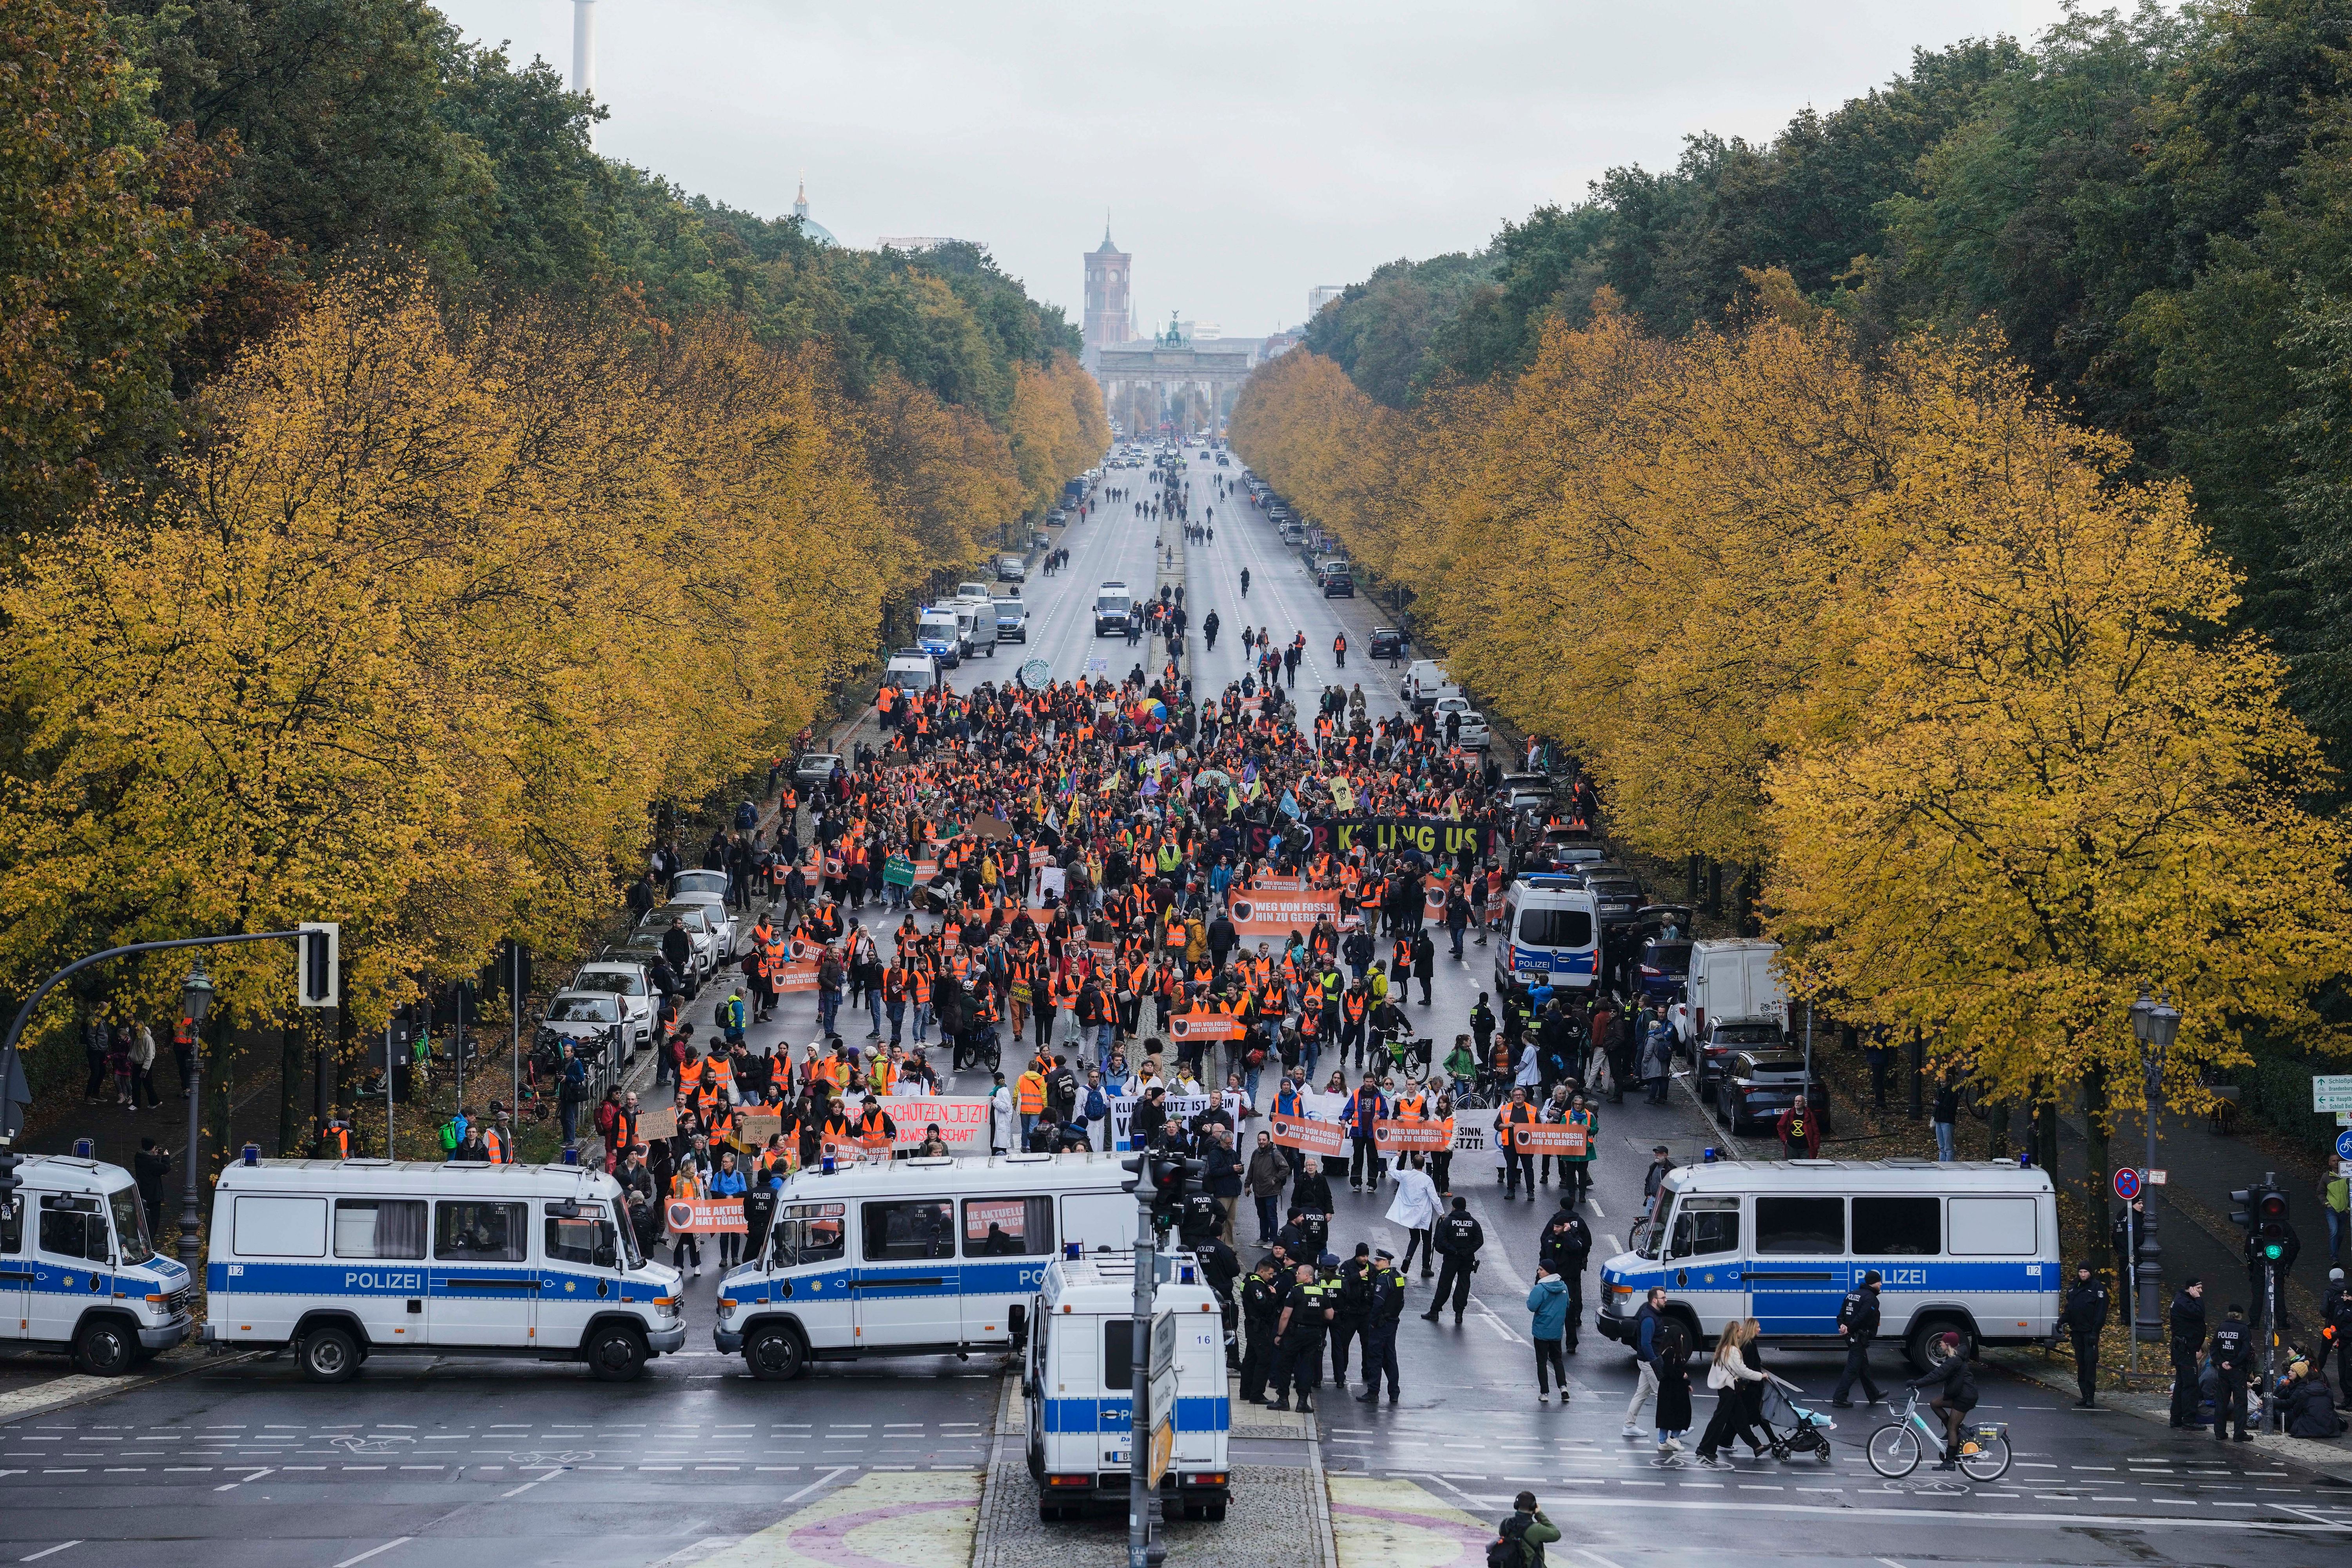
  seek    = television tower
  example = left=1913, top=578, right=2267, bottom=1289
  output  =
left=572, top=0, right=597, bottom=147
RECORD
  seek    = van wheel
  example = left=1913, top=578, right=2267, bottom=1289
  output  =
left=1037, top=1501, right=1066, bottom=1523
left=1205, top=1500, right=1228, bottom=1523
left=71, top=1317, right=135, bottom=1377
left=298, top=1325, right=361, bottom=1383
left=587, top=1323, right=649, bottom=1382
left=1906, top=1316, right=1975, bottom=1376
left=746, top=1323, right=808, bottom=1381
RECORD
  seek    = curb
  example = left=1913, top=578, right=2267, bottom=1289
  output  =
left=0, top=1347, right=263, bottom=1425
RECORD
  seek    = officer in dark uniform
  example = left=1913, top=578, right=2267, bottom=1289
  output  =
left=1186, top=1209, right=1241, bottom=1369
left=2209, top=1303, right=2254, bottom=1441
left=1266, top=1263, right=1335, bottom=1412
left=1239, top=1257, right=1283, bottom=1403
left=2168, top=1277, right=2207, bottom=1428
left=1421, top=1196, right=1483, bottom=1325
left=1831, top=1270, right=1885, bottom=1407
left=2324, top=1268, right=2352, bottom=1410
left=2058, top=1262, right=2110, bottom=1407
left=1330, top=1242, right=1374, bottom=1388
left=1357, top=1246, right=1407, bottom=1403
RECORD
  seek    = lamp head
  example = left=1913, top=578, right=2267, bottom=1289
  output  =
left=181, top=958, right=216, bottom=1029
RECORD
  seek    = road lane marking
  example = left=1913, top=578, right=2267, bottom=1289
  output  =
left=19, top=1544, right=82, bottom=1563
left=331, top=1541, right=412, bottom=1568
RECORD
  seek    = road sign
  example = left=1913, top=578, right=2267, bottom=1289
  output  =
left=2112, top=1168, right=2141, bottom=1201
left=2314, top=1075, right=2352, bottom=1112
left=1147, top=1414, right=1174, bottom=1489
left=1149, top=1308, right=1177, bottom=1380
left=2336, top=1128, right=2352, bottom=1161
left=2146, top=1169, right=2167, bottom=1185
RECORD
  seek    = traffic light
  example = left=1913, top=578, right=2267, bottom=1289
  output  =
left=0, top=1143, right=19, bottom=1203
left=296, top=922, right=340, bottom=1008
left=1121, top=1152, right=1149, bottom=1196
left=2231, top=1179, right=2292, bottom=1263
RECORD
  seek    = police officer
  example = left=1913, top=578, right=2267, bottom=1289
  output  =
left=1357, top=1246, right=1407, bottom=1404
left=2058, top=1261, right=2110, bottom=1407
left=1831, top=1269, right=1885, bottom=1408
left=1266, top=1263, right=1335, bottom=1413
left=1421, top=1196, right=1483, bottom=1326
left=1330, top=1242, right=1375, bottom=1387
left=2325, top=1268, right=2352, bottom=1410
left=1239, top=1257, right=1284, bottom=1403
left=1538, top=1198, right=1593, bottom=1354
left=2209, top=1302, right=2254, bottom=1442
left=2168, top=1277, right=2206, bottom=1428
left=1191, top=1220, right=1242, bottom=1368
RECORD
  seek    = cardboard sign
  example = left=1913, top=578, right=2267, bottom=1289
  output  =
left=970, top=815, right=1014, bottom=841
left=1268, top=1113, right=1347, bottom=1158
left=1169, top=1010, right=1246, bottom=1043
left=1252, top=876, right=1307, bottom=893
left=737, top=1112, right=783, bottom=1145
left=1228, top=887, right=1341, bottom=940
left=637, top=1107, right=679, bottom=1141
left=666, top=1198, right=746, bottom=1235
left=1372, top=1118, right=1454, bottom=1152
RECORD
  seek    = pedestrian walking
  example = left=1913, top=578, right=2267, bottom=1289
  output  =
left=1693, top=1320, right=1770, bottom=1464
left=2209, top=1303, right=2254, bottom=1441
left=1537, top=1198, right=1591, bottom=1352
left=1831, top=1269, right=1886, bottom=1407
left=1653, top=1319, right=1693, bottom=1455
left=1621, top=1286, right=1669, bottom=1437
left=2057, top=1261, right=2109, bottom=1407
left=1528, top=1264, right=1571, bottom=1404
left=1385, top=1153, right=1441, bottom=1278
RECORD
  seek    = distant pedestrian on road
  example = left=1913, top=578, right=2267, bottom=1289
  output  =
left=1528, top=1264, right=1571, bottom=1404
left=1831, top=1269, right=1886, bottom=1407
left=1621, top=1285, right=1668, bottom=1437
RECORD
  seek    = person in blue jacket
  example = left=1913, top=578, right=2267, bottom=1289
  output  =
left=709, top=1151, right=750, bottom=1270
left=1527, top=1265, right=1572, bottom=1404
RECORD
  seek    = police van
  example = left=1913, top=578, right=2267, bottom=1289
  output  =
left=1025, top=1251, right=1230, bottom=1522
left=916, top=606, right=963, bottom=668
left=1, top=1153, right=194, bottom=1374
left=1497, top=874, right=1600, bottom=993
left=1093, top=582, right=1134, bottom=637
left=204, top=1157, right=685, bottom=1382
left=1595, top=1159, right=2060, bottom=1373
left=714, top=1152, right=1137, bottom=1380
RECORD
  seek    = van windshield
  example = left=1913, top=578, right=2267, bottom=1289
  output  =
left=1517, top=907, right=1592, bottom=948
left=108, top=1184, right=151, bottom=1262
left=771, top=1202, right=846, bottom=1268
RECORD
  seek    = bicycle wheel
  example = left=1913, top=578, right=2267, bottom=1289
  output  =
left=1624, top=1218, right=1655, bottom=1254
left=1865, top=1422, right=1922, bottom=1478
left=1957, top=1432, right=2010, bottom=1482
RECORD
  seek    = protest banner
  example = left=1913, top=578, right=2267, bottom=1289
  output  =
left=1237, top=818, right=1497, bottom=861
left=830, top=1093, right=993, bottom=1152
left=1497, top=1123, right=1588, bottom=1156
left=1107, top=1092, right=1215, bottom=1150
left=1169, top=1010, right=1246, bottom=1043
left=1268, top=1113, right=1347, bottom=1158
left=736, top=1112, right=783, bottom=1145
left=666, top=1197, right=746, bottom=1235
left=637, top=1107, right=678, bottom=1141
left=1424, top=875, right=1450, bottom=923
left=1228, top=886, right=1342, bottom=940
left=1372, top=1118, right=1453, bottom=1153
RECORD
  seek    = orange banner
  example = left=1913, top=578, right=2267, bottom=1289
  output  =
left=1372, top=1119, right=1454, bottom=1152
left=1268, top=1114, right=1347, bottom=1158
left=665, top=1198, right=746, bottom=1234
left=1499, top=1123, right=1589, bottom=1156
left=1230, top=887, right=1341, bottom=939
left=1169, top=1010, right=1247, bottom=1042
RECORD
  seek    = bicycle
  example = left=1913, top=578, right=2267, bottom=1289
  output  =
left=1865, top=1389, right=2010, bottom=1481
left=1379, top=1034, right=1432, bottom=1085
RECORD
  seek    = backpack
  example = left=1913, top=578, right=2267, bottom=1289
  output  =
left=1487, top=1513, right=1532, bottom=1568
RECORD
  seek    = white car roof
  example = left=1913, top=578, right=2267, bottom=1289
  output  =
left=772, top=1150, right=1124, bottom=1203
left=1659, top=1158, right=2054, bottom=1198
left=216, top=1159, right=622, bottom=1200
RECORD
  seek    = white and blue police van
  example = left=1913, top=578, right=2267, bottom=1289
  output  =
left=916, top=606, right=963, bottom=668
left=1595, top=1158, right=2061, bottom=1373
left=715, top=1151, right=1137, bottom=1380
left=1025, top=1251, right=1230, bottom=1522
left=1, top=1152, right=193, bottom=1374
left=1497, top=874, right=1600, bottom=994
left=204, top=1156, right=684, bottom=1382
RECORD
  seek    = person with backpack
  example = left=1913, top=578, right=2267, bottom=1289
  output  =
left=1487, top=1492, right=1560, bottom=1567
left=1526, top=1264, right=1571, bottom=1404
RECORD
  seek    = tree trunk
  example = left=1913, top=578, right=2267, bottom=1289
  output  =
left=1987, top=1100, right=2009, bottom=1161
left=277, top=1018, right=304, bottom=1156
left=2036, top=1080, right=2060, bottom=1176
left=2083, top=1062, right=2110, bottom=1276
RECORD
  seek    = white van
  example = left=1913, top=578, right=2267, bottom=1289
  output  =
left=205, top=1157, right=684, bottom=1382
left=1094, top=583, right=1134, bottom=638
left=955, top=599, right=997, bottom=658
left=714, top=1152, right=1137, bottom=1379
left=1673, top=938, right=1788, bottom=1048
left=1596, top=1159, right=2060, bottom=1373
left=1025, top=1252, right=1230, bottom=1522
left=1497, top=874, right=1599, bottom=992
left=2, top=1153, right=194, bottom=1374
left=916, top=607, right=962, bottom=668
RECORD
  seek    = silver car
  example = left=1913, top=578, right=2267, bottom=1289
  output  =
left=645, top=902, right=719, bottom=980
left=668, top=869, right=741, bottom=960
left=570, top=959, right=657, bottom=1049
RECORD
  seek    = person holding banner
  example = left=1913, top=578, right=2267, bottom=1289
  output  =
left=1500, top=1086, right=1539, bottom=1200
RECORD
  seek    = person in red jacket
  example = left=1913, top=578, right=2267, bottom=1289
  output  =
left=1776, top=1093, right=1823, bottom=1159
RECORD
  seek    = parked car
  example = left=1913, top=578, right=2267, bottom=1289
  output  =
left=613, top=926, right=695, bottom=996
left=666, top=868, right=742, bottom=960
left=996, top=554, right=1027, bottom=582
left=1637, top=936, right=1693, bottom=1004
left=793, top=752, right=843, bottom=790
left=1692, top=1018, right=1790, bottom=1091
left=569, top=960, right=657, bottom=1050
left=1316, top=557, right=1354, bottom=597
left=1581, top=867, right=1644, bottom=926
left=1369, top=626, right=1406, bottom=661
left=1716, top=1050, right=1831, bottom=1137
left=539, top=989, right=628, bottom=1060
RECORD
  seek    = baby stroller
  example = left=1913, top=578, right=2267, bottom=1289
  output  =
left=1755, top=1379, right=1836, bottom=1463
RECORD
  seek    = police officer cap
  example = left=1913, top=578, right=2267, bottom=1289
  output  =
left=1374, top=1246, right=1394, bottom=1261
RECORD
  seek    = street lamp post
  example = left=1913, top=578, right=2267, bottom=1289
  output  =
left=177, top=959, right=216, bottom=1272
left=2127, top=991, right=2179, bottom=1347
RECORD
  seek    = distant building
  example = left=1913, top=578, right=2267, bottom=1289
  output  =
left=1262, top=327, right=1305, bottom=357
left=1084, top=225, right=1134, bottom=371
left=792, top=178, right=836, bottom=246
left=1308, top=285, right=1345, bottom=318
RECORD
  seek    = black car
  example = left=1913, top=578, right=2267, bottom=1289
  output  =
left=1581, top=868, right=1644, bottom=925
left=1693, top=1018, right=1788, bottom=1089
left=1716, top=1049, right=1830, bottom=1137
left=1370, top=626, right=1405, bottom=660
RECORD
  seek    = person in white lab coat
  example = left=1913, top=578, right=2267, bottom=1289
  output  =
left=988, top=1071, right=1017, bottom=1155
left=1385, top=1153, right=1444, bottom=1279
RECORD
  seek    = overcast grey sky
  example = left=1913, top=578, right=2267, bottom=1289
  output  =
left=436, top=1, right=2081, bottom=338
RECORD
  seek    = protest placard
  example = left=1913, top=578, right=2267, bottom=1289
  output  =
left=1372, top=1119, right=1454, bottom=1153
left=665, top=1197, right=745, bottom=1235
left=1268, top=1113, right=1347, bottom=1158
left=1228, top=887, right=1341, bottom=940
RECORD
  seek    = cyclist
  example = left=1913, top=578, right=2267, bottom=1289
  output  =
left=1905, top=1336, right=1979, bottom=1470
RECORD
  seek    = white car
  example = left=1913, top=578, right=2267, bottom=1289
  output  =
left=955, top=581, right=993, bottom=605
left=644, top=902, right=720, bottom=980
left=570, top=959, right=657, bottom=1049
left=667, top=868, right=742, bottom=960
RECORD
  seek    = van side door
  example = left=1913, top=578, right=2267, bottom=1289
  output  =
left=540, top=1201, right=624, bottom=1349
left=330, top=1198, right=428, bottom=1349
left=1661, top=1196, right=1742, bottom=1340
left=428, top=1198, right=536, bottom=1349
left=1747, top=1195, right=1847, bottom=1336
left=34, top=1192, right=112, bottom=1343
left=853, top=1198, right=959, bottom=1352
left=958, top=1196, right=1054, bottom=1345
